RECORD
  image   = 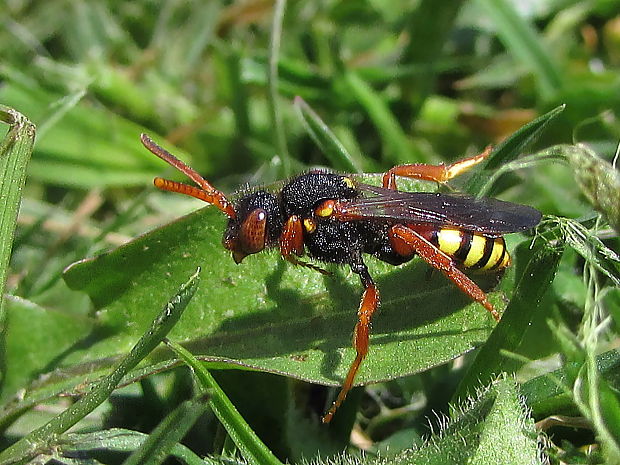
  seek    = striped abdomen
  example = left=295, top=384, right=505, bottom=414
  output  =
left=430, top=228, right=510, bottom=271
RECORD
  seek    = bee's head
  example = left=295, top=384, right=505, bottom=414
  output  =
left=223, top=191, right=283, bottom=263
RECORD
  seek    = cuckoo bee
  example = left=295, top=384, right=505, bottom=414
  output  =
left=141, top=134, right=542, bottom=423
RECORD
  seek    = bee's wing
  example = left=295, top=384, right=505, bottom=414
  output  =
left=346, top=184, right=542, bottom=234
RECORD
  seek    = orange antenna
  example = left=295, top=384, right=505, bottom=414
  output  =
left=141, top=134, right=236, bottom=219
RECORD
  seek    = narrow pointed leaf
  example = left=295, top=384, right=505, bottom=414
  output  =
left=60, top=429, right=205, bottom=465
left=123, top=396, right=208, bottom=465
left=0, top=106, right=35, bottom=317
left=465, top=104, right=565, bottom=195
left=167, top=340, right=283, bottom=465
left=294, top=97, right=362, bottom=173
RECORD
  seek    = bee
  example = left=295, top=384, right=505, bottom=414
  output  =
left=141, top=134, right=542, bottom=423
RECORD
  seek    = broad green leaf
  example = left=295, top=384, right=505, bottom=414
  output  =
left=0, top=296, right=92, bottom=403
left=61, top=196, right=522, bottom=395
left=467, top=378, right=540, bottom=465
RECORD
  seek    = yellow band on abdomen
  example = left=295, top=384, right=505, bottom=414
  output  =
left=436, top=228, right=463, bottom=256
left=436, top=228, right=510, bottom=271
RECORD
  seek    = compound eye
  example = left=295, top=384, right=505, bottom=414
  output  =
left=239, top=208, right=268, bottom=256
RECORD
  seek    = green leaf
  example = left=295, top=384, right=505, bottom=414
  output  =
left=0, top=77, right=175, bottom=188
left=62, top=204, right=500, bottom=394
left=0, top=296, right=92, bottom=403
left=391, top=378, right=541, bottom=465
left=0, top=269, right=200, bottom=464
left=520, top=349, right=620, bottom=419
left=0, top=106, right=35, bottom=320
left=400, top=0, right=465, bottom=117
left=338, top=71, right=419, bottom=164
left=466, top=379, right=540, bottom=464
left=267, top=0, right=291, bottom=176
left=593, top=367, right=620, bottom=462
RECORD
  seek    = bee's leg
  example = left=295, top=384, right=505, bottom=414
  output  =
left=280, top=215, right=304, bottom=257
left=383, top=146, right=492, bottom=190
left=389, top=224, right=500, bottom=321
left=322, top=260, right=379, bottom=423
left=285, top=255, right=332, bottom=275
left=279, top=215, right=331, bottom=275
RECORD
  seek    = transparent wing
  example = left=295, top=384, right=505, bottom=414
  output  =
left=345, top=183, right=542, bottom=234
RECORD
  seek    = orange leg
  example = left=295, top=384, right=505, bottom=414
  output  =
left=383, top=146, right=492, bottom=189
left=322, top=262, right=379, bottom=424
left=279, top=215, right=305, bottom=257
left=389, top=224, right=500, bottom=321
left=279, top=215, right=331, bottom=275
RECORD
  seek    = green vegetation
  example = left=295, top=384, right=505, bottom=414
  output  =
left=1, top=1, right=619, bottom=463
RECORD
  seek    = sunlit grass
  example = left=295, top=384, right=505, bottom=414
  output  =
left=1, top=1, right=619, bottom=463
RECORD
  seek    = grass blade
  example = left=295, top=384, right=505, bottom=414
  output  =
left=473, top=0, right=564, bottom=99
left=341, top=71, right=418, bottom=164
left=60, top=429, right=206, bottom=465
left=122, top=397, right=208, bottom=465
left=294, top=96, right=362, bottom=173
left=466, top=104, right=565, bottom=196
left=0, top=106, right=35, bottom=317
left=400, top=0, right=464, bottom=117
left=268, top=0, right=291, bottom=176
left=521, top=348, right=620, bottom=418
left=166, top=339, right=283, bottom=465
